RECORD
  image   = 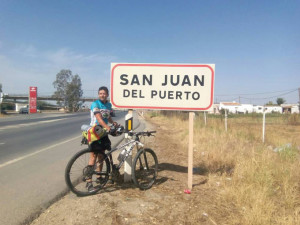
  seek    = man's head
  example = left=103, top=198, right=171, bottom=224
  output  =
left=98, top=86, right=109, bottom=102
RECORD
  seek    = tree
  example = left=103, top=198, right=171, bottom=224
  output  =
left=66, top=75, right=83, bottom=112
left=265, top=101, right=274, bottom=105
left=276, top=98, right=286, bottom=105
left=0, top=83, right=2, bottom=92
left=53, top=70, right=83, bottom=111
left=53, top=69, right=72, bottom=107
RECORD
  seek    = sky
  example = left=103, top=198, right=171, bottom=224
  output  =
left=0, top=0, right=299, bottom=105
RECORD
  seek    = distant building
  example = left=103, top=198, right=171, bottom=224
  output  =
left=207, top=104, right=220, bottom=114
left=237, top=104, right=254, bottom=114
left=15, top=103, right=28, bottom=112
left=252, top=105, right=264, bottom=113
left=264, top=105, right=282, bottom=114
left=281, top=104, right=300, bottom=114
left=219, top=102, right=241, bottom=113
left=216, top=102, right=299, bottom=114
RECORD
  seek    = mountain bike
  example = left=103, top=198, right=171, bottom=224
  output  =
left=65, top=126, right=158, bottom=196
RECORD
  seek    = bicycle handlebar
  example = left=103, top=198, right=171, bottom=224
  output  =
left=108, top=124, right=156, bottom=138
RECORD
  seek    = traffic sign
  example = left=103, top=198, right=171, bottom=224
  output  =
left=111, top=63, right=215, bottom=111
left=29, top=87, right=37, bottom=113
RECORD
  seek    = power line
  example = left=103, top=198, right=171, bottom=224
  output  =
left=215, top=88, right=299, bottom=104
left=240, top=89, right=297, bottom=100
left=215, top=88, right=298, bottom=97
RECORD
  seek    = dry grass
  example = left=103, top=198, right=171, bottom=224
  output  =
left=148, top=111, right=300, bottom=225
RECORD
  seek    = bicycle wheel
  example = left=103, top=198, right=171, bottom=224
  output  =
left=132, top=148, right=158, bottom=190
left=65, top=148, right=110, bottom=196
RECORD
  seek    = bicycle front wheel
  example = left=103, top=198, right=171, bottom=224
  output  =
left=65, top=148, right=110, bottom=196
left=132, top=148, right=158, bottom=190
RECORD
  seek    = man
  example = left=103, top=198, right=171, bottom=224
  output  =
left=86, top=86, right=118, bottom=191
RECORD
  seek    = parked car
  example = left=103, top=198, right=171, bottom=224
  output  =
left=19, top=108, right=29, bottom=114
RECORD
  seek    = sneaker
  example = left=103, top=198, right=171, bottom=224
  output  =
left=86, top=182, right=95, bottom=192
left=107, top=179, right=114, bottom=184
left=107, top=175, right=115, bottom=184
left=82, top=165, right=94, bottom=181
left=96, top=177, right=106, bottom=185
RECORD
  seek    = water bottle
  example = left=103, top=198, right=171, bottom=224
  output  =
left=118, top=149, right=126, bottom=162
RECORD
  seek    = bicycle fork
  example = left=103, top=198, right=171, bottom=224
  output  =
left=137, top=149, right=149, bottom=171
left=135, top=141, right=150, bottom=171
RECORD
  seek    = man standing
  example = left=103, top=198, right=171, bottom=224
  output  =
left=86, top=86, right=117, bottom=191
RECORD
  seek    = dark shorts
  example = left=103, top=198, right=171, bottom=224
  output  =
left=90, top=135, right=111, bottom=152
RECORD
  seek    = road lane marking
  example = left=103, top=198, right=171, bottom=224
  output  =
left=0, top=135, right=81, bottom=169
left=0, top=118, right=66, bottom=130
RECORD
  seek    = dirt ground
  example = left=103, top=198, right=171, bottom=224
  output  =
left=30, top=116, right=225, bottom=225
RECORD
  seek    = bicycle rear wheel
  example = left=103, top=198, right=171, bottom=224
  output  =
left=65, top=148, right=110, bottom=196
left=132, top=148, right=158, bottom=190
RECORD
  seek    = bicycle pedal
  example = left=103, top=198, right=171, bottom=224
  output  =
left=107, top=179, right=114, bottom=184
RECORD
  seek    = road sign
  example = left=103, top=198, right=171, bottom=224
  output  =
left=29, top=87, right=37, bottom=113
left=111, top=63, right=215, bottom=111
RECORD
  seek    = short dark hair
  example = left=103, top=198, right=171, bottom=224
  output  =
left=98, top=86, right=109, bottom=95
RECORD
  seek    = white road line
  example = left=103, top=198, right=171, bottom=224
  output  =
left=0, top=135, right=81, bottom=169
left=0, top=118, right=66, bottom=130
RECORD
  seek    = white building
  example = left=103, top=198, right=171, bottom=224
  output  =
left=15, top=103, right=28, bottom=112
left=264, top=106, right=282, bottom=114
left=218, top=102, right=299, bottom=114
left=281, top=104, right=300, bottom=114
left=219, top=102, right=241, bottom=113
left=207, top=104, right=220, bottom=114
left=237, top=104, right=254, bottom=114
left=252, top=105, right=264, bottom=113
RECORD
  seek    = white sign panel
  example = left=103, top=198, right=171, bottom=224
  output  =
left=111, top=63, right=215, bottom=111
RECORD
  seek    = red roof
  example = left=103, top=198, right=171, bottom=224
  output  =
left=221, top=102, right=241, bottom=106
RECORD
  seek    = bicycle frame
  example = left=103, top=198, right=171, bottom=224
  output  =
left=105, top=139, right=144, bottom=170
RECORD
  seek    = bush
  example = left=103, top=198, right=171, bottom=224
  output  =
left=287, top=114, right=300, bottom=125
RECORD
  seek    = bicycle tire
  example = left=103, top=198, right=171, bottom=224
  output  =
left=65, top=148, right=110, bottom=196
left=132, top=148, right=158, bottom=190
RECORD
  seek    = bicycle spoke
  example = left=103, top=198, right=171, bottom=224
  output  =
left=132, top=148, right=158, bottom=190
left=65, top=149, right=111, bottom=196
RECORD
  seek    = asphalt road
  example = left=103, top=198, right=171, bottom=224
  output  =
left=0, top=110, right=139, bottom=225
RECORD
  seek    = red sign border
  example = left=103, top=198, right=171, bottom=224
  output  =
left=111, top=63, right=215, bottom=111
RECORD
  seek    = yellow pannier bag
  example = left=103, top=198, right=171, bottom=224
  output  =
left=82, top=125, right=107, bottom=144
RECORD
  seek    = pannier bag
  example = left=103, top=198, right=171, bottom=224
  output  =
left=81, top=124, right=108, bottom=144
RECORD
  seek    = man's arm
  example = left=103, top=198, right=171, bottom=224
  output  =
left=108, top=116, right=117, bottom=126
left=95, top=113, right=111, bottom=131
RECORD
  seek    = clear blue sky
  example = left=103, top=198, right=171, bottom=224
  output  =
left=0, top=0, right=299, bottom=105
